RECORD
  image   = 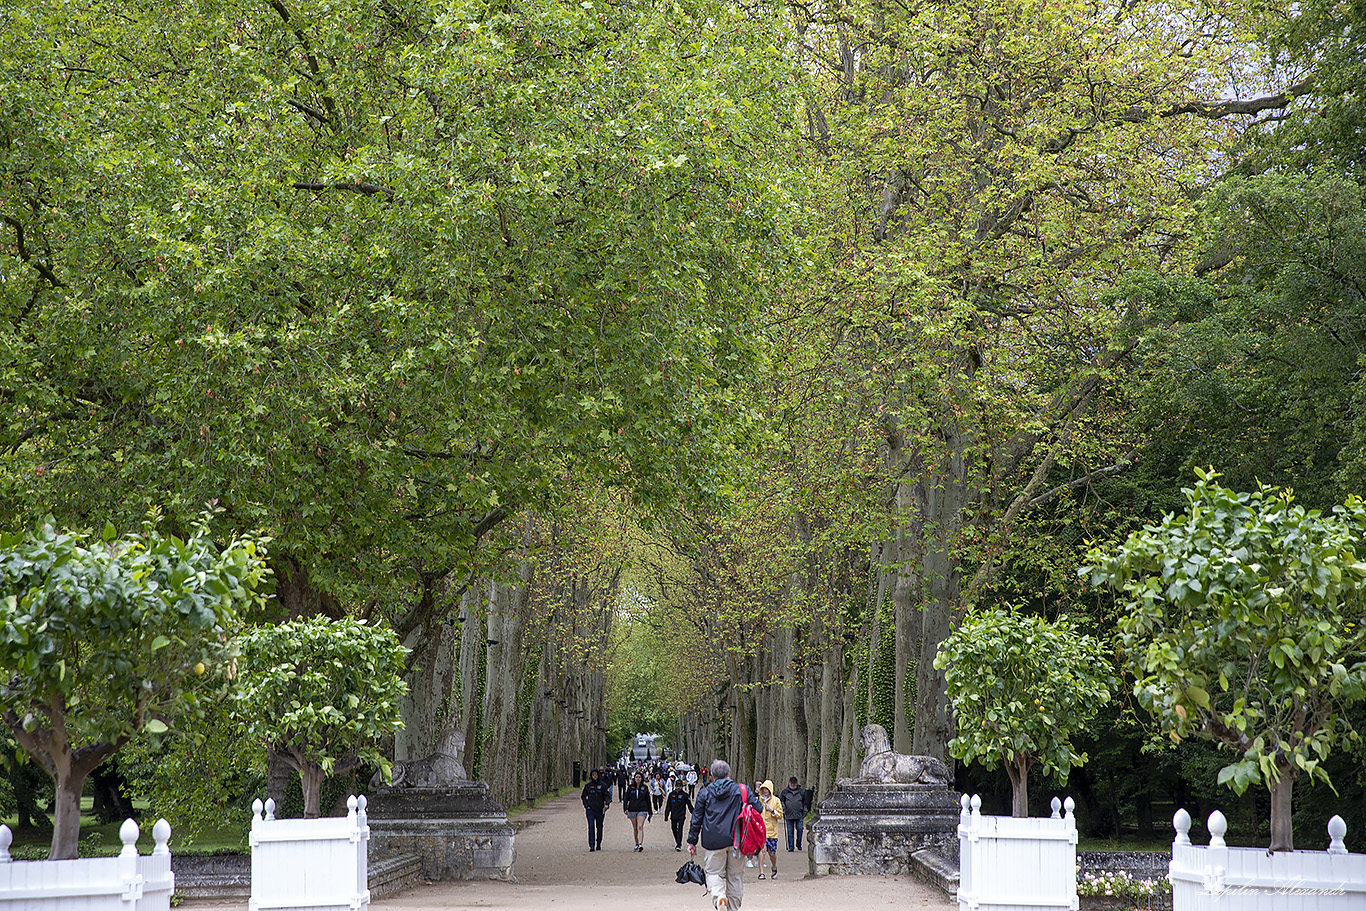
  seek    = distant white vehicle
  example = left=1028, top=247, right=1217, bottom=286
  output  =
left=631, top=733, right=660, bottom=761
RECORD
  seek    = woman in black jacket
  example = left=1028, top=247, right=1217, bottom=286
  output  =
left=622, top=770, right=654, bottom=851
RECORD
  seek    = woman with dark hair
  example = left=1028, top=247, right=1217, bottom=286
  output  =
left=622, top=770, right=654, bottom=851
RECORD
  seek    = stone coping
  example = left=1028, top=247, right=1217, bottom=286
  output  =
left=171, top=851, right=424, bottom=901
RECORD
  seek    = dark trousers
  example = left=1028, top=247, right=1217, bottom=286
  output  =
left=586, top=808, right=605, bottom=848
left=786, top=817, right=803, bottom=851
left=670, top=816, right=686, bottom=847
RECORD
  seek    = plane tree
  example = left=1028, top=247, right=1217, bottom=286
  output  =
left=0, top=0, right=801, bottom=732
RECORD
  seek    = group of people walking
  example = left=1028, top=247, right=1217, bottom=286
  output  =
left=579, top=765, right=701, bottom=852
left=580, top=758, right=814, bottom=911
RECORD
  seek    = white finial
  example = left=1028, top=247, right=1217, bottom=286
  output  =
left=0, top=824, right=11, bottom=862
left=119, top=818, right=140, bottom=856
left=1173, top=808, right=1191, bottom=846
left=252, top=798, right=263, bottom=821
left=1063, top=797, right=1075, bottom=819
left=264, top=798, right=276, bottom=821
left=347, top=794, right=358, bottom=822
left=153, top=818, right=172, bottom=855
left=357, top=794, right=368, bottom=826
left=970, top=794, right=982, bottom=816
left=1328, top=815, right=1347, bottom=855
left=1208, top=810, right=1227, bottom=848
left=1050, top=797, right=1062, bottom=819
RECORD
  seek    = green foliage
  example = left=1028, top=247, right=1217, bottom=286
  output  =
left=1085, top=471, right=1366, bottom=803
left=605, top=619, right=677, bottom=756
left=869, top=598, right=897, bottom=733
left=121, top=698, right=263, bottom=843
left=0, top=518, right=268, bottom=745
left=234, top=617, right=407, bottom=814
left=935, top=608, right=1116, bottom=807
left=0, top=515, right=267, bottom=857
left=0, top=0, right=801, bottom=621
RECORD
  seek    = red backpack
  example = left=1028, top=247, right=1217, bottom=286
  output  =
left=733, top=784, right=767, bottom=855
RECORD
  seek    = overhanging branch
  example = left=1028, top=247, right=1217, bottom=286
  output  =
left=293, top=180, right=395, bottom=198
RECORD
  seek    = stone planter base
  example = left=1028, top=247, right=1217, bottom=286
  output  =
left=365, top=784, right=515, bottom=882
left=807, top=783, right=960, bottom=876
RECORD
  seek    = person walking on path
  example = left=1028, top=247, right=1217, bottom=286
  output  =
left=687, top=759, right=764, bottom=911
left=650, top=773, right=665, bottom=812
left=779, top=777, right=807, bottom=852
left=623, top=770, right=654, bottom=851
left=755, top=781, right=783, bottom=879
left=664, top=777, right=694, bottom=851
left=580, top=768, right=611, bottom=851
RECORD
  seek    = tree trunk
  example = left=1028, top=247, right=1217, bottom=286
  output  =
left=49, top=768, right=87, bottom=860
left=1268, top=765, right=1296, bottom=852
left=1004, top=755, right=1031, bottom=818
left=911, top=424, right=969, bottom=760
left=300, top=765, right=325, bottom=819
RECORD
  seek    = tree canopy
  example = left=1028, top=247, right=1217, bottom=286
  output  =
left=0, top=517, right=268, bottom=857
left=235, top=616, right=408, bottom=818
left=1085, top=472, right=1366, bottom=850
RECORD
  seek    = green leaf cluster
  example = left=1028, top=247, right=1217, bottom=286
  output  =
left=0, top=518, right=269, bottom=748
left=234, top=617, right=407, bottom=785
left=935, top=608, right=1116, bottom=786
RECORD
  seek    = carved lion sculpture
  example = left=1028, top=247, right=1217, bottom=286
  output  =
left=838, top=723, right=954, bottom=787
left=372, top=728, right=469, bottom=789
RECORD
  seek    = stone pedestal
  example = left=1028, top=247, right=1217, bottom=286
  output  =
left=808, top=783, right=960, bottom=876
left=366, top=783, right=515, bottom=882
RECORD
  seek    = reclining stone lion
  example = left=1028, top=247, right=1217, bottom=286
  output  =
left=838, top=723, right=953, bottom=787
left=371, top=728, right=469, bottom=789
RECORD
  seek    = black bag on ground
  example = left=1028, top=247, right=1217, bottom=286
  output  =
left=675, top=860, right=706, bottom=885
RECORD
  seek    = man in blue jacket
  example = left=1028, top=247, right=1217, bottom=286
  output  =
left=687, top=759, right=764, bottom=911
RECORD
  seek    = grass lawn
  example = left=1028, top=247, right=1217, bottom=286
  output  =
left=1077, top=835, right=1175, bottom=853
left=3, top=797, right=247, bottom=856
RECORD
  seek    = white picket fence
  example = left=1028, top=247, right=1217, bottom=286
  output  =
left=1169, top=808, right=1366, bottom=911
left=249, top=795, right=369, bottom=911
left=957, top=794, right=1078, bottom=911
left=0, top=818, right=174, bottom=911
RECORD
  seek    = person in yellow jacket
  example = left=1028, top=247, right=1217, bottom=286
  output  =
left=756, top=780, right=784, bottom=879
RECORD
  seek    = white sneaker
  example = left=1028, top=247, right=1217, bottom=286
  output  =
left=746, top=858, right=755, bottom=867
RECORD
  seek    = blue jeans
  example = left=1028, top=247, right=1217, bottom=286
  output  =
left=586, top=808, right=605, bottom=848
left=785, top=817, right=803, bottom=851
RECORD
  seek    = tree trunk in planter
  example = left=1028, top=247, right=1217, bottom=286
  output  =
left=1268, top=765, right=1297, bottom=852
left=300, top=766, right=325, bottom=819
left=6, top=710, right=121, bottom=860
left=1005, top=755, right=1032, bottom=818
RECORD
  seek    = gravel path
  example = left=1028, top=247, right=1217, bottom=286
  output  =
left=186, top=791, right=957, bottom=911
